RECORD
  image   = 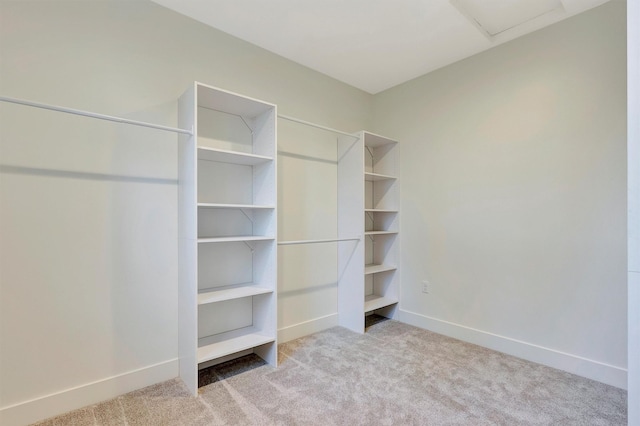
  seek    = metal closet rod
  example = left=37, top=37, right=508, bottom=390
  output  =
left=277, top=114, right=359, bottom=139
left=1, top=96, right=359, bottom=140
left=278, top=237, right=361, bottom=246
left=0, top=95, right=193, bottom=136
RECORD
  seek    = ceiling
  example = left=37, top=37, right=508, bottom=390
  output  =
left=151, top=0, right=612, bottom=94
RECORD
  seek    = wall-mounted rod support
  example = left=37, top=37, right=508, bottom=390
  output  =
left=199, top=104, right=253, bottom=139
left=239, top=209, right=254, bottom=223
left=239, top=115, right=254, bottom=134
left=278, top=237, right=361, bottom=246
left=198, top=104, right=254, bottom=131
left=277, top=114, right=360, bottom=139
left=0, top=95, right=193, bottom=135
left=365, top=146, right=374, bottom=160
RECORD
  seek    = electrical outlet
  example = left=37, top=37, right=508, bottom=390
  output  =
left=422, top=280, right=429, bottom=294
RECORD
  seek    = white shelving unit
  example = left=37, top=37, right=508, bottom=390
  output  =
left=363, top=132, right=399, bottom=318
left=178, top=82, right=277, bottom=395
left=338, top=131, right=399, bottom=333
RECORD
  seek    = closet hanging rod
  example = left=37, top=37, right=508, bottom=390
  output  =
left=278, top=237, right=361, bottom=246
left=277, top=114, right=359, bottom=139
left=0, top=96, right=193, bottom=136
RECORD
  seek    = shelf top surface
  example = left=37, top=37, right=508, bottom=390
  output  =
left=363, top=132, right=398, bottom=148
left=197, top=203, right=275, bottom=209
left=278, top=236, right=361, bottom=245
left=197, top=329, right=274, bottom=363
left=364, top=295, right=398, bottom=312
left=198, top=284, right=273, bottom=304
left=364, top=209, right=398, bottom=213
left=198, top=236, right=275, bottom=243
left=364, top=231, right=398, bottom=235
left=197, top=146, right=273, bottom=165
left=196, top=82, right=275, bottom=118
left=364, top=264, right=397, bottom=274
left=365, top=172, right=397, bottom=181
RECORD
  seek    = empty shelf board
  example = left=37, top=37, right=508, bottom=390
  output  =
left=197, top=328, right=275, bottom=364
left=364, top=295, right=398, bottom=313
left=197, top=147, right=273, bottom=165
left=365, top=172, right=397, bottom=181
left=197, top=236, right=274, bottom=243
left=364, top=264, right=397, bottom=275
left=198, top=285, right=273, bottom=305
left=197, top=203, right=275, bottom=209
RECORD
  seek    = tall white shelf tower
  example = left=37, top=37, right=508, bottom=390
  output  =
left=338, top=131, right=399, bottom=333
left=178, top=82, right=278, bottom=395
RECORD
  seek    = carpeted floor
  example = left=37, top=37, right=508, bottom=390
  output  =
left=33, top=317, right=627, bottom=425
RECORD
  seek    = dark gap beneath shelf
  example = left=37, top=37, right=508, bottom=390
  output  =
left=365, top=313, right=390, bottom=330
left=198, top=353, right=266, bottom=388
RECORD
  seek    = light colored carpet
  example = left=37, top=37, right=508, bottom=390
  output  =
left=33, top=318, right=627, bottom=425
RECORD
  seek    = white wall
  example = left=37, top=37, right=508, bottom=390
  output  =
left=277, top=118, right=342, bottom=341
left=0, top=1, right=370, bottom=424
left=372, top=2, right=628, bottom=388
left=628, top=0, right=639, bottom=422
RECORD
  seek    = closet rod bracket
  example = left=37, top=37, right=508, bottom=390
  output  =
left=242, top=241, right=256, bottom=252
left=239, top=209, right=254, bottom=223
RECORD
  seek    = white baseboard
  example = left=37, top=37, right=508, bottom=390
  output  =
left=0, top=359, right=179, bottom=426
left=278, top=313, right=338, bottom=343
left=628, top=271, right=640, bottom=424
left=397, top=309, right=627, bottom=390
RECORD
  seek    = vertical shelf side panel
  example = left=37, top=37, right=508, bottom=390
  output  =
left=178, top=84, right=198, bottom=395
left=185, top=83, right=279, bottom=383
left=253, top=287, right=277, bottom=365
left=252, top=108, right=277, bottom=209
left=253, top=107, right=277, bottom=159
left=337, top=132, right=365, bottom=333
left=389, top=140, right=400, bottom=317
left=253, top=106, right=277, bottom=365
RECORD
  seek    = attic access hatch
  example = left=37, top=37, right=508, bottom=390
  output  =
left=451, top=0, right=565, bottom=38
